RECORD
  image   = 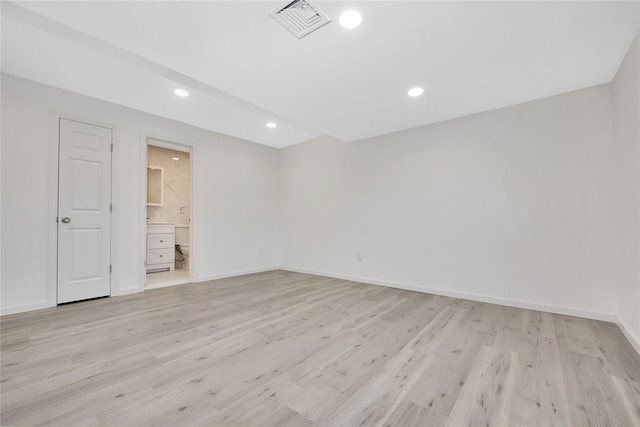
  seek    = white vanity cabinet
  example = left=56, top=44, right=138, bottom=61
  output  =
left=146, top=223, right=175, bottom=273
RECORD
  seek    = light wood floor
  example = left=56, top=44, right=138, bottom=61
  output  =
left=1, top=270, right=639, bottom=427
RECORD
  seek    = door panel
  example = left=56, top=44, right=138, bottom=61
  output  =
left=69, top=159, right=103, bottom=211
left=58, top=118, right=112, bottom=304
left=69, top=228, right=102, bottom=281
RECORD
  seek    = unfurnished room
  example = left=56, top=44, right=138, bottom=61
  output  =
left=1, top=1, right=639, bottom=426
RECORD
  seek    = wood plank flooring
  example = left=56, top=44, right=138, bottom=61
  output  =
left=1, top=270, right=639, bottom=426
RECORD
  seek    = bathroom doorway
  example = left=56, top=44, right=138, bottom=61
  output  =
left=145, top=139, right=192, bottom=288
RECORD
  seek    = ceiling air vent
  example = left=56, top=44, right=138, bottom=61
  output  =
left=270, top=0, right=331, bottom=39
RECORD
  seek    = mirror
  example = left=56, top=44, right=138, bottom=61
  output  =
left=147, top=166, right=164, bottom=206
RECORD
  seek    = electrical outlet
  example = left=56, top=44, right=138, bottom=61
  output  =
left=357, top=253, right=362, bottom=262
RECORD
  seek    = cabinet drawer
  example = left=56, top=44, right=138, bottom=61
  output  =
left=147, top=224, right=175, bottom=234
left=147, top=248, right=174, bottom=265
left=147, top=233, right=174, bottom=249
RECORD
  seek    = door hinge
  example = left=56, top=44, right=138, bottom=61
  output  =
left=110, top=203, right=113, bottom=212
left=110, top=143, right=114, bottom=152
left=109, top=265, right=112, bottom=273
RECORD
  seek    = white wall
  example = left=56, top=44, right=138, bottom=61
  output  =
left=280, top=84, right=619, bottom=320
left=612, top=34, right=640, bottom=346
left=1, top=73, right=279, bottom=314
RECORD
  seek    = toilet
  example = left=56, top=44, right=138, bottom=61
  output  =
left=175, top=224, right=190, bottom=269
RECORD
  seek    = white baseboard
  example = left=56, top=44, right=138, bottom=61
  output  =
left=280, top=266, right=617, bottom=323
left=616, top=315, right=640, bottom=355
left=196, top=266, right=280, bottom=283
left=0, top=300, right=55, bottom=316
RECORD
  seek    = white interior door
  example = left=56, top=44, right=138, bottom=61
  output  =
left=57, top=118, right=112, bottom=303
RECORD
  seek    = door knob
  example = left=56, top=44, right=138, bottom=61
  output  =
left=61, top=217, right=71, bottom=223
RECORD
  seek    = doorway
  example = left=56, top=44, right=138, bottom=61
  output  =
left=145, top=140, right=192, bottom=288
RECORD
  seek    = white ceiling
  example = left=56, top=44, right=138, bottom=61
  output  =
left=2, top=1, right=638, bottom=148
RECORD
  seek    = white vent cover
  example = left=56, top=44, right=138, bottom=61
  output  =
left=270, top=0, right=331, bottom=39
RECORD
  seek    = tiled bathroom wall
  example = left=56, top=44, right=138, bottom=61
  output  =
left=147, top=144, right=190, bottom=224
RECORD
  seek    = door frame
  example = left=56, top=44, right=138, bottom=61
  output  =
left=47, top=112, right=116, bottom=309
left=138, top=132, right=196, bottom=290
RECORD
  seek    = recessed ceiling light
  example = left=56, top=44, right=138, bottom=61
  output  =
left=174, top=88, right=189, bottom=97
left=172, top=157, right=180, bottom=161
left=339, top=10, right=362, bottom=29
left=266, top=122, right=277, bottom=128
left=408, top=87, right=424, bottom=97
